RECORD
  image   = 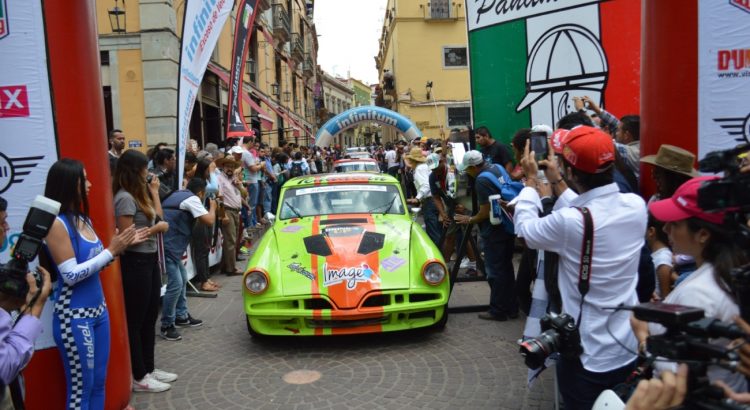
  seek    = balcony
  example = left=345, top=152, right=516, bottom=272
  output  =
left=257, top=0, right=270, bottom=13
left=302, top=54, right=314, bottom=78
left=272, top=4, right=290, bottom=43
left=291, top=33, right=305, bottom=61
left=427, top=0, right=454, bottom=20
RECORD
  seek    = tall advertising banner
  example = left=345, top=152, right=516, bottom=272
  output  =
left=698, top=0, right=750, bottom=158
left=177, top=0, right=233, bottom=183
left=2, top=1, right=134, bottom=408
left=465, top=0, right=640, bottom=143
left=226, top=0, right=259, bottom=138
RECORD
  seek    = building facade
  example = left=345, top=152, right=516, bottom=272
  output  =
left=374, top=0, right=470, bottom=142
left=96, top=0, right=320, bottom=151
left=318, top=72, right=354, bottom=147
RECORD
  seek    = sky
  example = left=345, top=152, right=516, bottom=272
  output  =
left=313, top=0, right=387, bottom=85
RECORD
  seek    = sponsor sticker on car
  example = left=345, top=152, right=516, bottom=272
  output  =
left=295, top=185, right=387, bottom=196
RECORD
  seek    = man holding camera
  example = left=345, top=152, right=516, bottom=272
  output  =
left=515, top=127, right=646, bottom=409
left=0, top=197, right=52, bottom=401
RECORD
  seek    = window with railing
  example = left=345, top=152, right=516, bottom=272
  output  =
left=430, top=0, right=450, bottom=19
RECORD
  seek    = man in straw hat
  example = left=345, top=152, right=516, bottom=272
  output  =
left=640, top=144, right=699, bottom=202
left=405, top=147, right=441, bottom=246
left=215, top=156, right=245, bottom=276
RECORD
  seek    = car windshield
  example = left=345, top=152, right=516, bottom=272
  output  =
left=334, top=162, right=380, bottom=173
left=280, top=184, right=404, bottom=219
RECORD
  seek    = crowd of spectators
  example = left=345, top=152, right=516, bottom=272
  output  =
left=57, top=96, right=749, bottom=407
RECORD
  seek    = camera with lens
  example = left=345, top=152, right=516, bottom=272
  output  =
left=0, top=196, right=60, bottom=300
left=634, top=302, right=747, bottom=409
left=697, top=143, right=750, bottom=215
left=519, top=312, right=583, bottom=370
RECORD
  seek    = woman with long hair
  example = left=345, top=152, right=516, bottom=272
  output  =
left=632, top=176, right=749, bottom=392
left=44, top=159, right=141, bottom=409
left=112, top=150, right=175, bottom=392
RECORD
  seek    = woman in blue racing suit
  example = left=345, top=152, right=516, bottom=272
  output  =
left=44, top=159, right=141, bottom=409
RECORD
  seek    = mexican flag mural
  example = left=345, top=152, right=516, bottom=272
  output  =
left=466, top=0, right=641, bottom=143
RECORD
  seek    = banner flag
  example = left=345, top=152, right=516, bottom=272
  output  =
left=226, top=0, right=259, bottom=138
left=465, top=0, right=640, bottom=143
left=177, top=0, right=233, bottom=183
left=698, top=0, right=750, bottom=159
left=0, top=0, right=59, bottom=348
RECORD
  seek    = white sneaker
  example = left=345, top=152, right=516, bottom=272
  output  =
left=132, top=374, right=170, bottom=392
left=151, top=368, right=178, bottom=383
left=459, top=257, right=471, bottom=269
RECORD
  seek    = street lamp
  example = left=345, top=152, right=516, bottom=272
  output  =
left=425, top=81, right=433, bottom=100
left=271, top=83, right=280, bottom=98
left=282, top=91, right=291, bottom=103
left=108, top=0, right=127, bottom=34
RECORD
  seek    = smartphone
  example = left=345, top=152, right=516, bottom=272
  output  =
left=529, top=132, right=548, bottom=163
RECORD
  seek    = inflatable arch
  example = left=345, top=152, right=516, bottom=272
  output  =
left=315, top=106, right=422, bottom=147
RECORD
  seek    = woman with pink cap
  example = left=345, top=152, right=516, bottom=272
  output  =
left=632, top=176, right=748, bottom=392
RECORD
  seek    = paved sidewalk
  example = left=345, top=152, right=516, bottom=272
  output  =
left=130, top=233, right=556, bottom=409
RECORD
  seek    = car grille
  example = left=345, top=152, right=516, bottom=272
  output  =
left=306, top=316, right=388, bottom=328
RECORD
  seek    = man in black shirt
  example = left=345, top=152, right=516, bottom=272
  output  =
left=475, top=126, right=513, bottom=174
left=455, top=150, right=518, bottom=321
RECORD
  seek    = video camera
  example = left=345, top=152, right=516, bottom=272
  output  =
left=698, top=143, right=750, bottom=247
left=0, top=196, right=60, bottom=299
left=634, top=302, right=748, bottom=410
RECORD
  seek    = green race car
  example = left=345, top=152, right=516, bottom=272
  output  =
left=242, top=172, right=449, bottom=336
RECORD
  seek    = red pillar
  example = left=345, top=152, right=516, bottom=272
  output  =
left=23, top=1, right=132, bottom=408
left=640, top=0, right=699, bottom=196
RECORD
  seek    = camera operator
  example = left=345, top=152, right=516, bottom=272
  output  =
left=0, top=196, right=52, bottom=390
left=515, top=126, right=647, bottom=409
left=633, top=176, right=749, bottom=392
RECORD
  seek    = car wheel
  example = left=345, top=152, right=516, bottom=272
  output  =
left=245, top=315, right=264, bottom=339
left=429, top=308, right=449, bottom=332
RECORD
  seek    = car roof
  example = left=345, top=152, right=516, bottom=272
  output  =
left=285, top=172, right=399, bottom=188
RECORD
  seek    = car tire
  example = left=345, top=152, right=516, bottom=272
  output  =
left=429, top=308, right=449, bottom=332
left=245, top=315, right=265, bottom=339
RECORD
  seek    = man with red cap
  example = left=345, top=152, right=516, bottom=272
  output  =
left=515, top=126, right=647, bottom=409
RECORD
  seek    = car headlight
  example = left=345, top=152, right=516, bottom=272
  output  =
left=422, top=261, right=446, bottom=285
left=244, top=270, right=269, bottom=294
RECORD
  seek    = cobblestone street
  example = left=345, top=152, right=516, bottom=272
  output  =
left=130, top=243, right=555, bottom=410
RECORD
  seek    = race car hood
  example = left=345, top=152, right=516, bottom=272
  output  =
left=272, top=214, right=412, bottom=308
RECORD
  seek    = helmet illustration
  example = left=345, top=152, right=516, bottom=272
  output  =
left=516, top=24, right=609, bottom=113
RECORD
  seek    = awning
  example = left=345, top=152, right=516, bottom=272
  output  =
left=206, top=63, right=274, bottom=130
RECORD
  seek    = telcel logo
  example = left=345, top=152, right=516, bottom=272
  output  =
left=718, top=49, right=750, bottom=71
left=731, top=0, right=750, bottom=13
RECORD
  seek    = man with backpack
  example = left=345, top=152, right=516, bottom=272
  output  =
left=289, top=152, right=309, bottom=178
left=159, top=178, right=217, bottom=341
left=455, top=150, right=522, bottom=321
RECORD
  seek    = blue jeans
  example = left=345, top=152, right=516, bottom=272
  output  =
left=161, top=256, right=188, bottom=327
left=482, top=234, right=518, bottom=317
left=263, top=181, right=274, bottom=214
left=421, top=198, right=442, bottom=247
left=247, top=182, right=259, bottom=226
left=556, top=357, right=636, bottom=410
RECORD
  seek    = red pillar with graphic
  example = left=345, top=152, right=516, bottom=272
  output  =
left=640, top=0, right=699, bottom=196
left=22, top=1, right=133, bottom=408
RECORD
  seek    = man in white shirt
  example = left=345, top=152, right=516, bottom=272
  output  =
left=515, top=126, right=646, bottom=409
left=384, top=143, right=399, bottom=177
left=405, top=147, right=441, bottom=246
